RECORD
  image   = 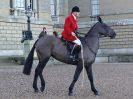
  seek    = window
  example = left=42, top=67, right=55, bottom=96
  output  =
left=10, top=0, right=37, bottom=17
left=27, top=0, right=35, bottom=10
left=15, top=0, right=25, bottom=10
left=91, top=0, right=100, bottom=16
left=50, top=0, right=57, bottom=16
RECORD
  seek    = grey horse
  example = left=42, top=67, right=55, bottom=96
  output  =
left=23, top=16, right=116, bottom=96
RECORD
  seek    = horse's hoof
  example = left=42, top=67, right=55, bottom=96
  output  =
left=94, top=91, right=100, bottom=96
left=40, top=86, right=45, bottom=92
left=34, top=89, right=39, bottom=93
left=68, top=92, right=75, bottom=96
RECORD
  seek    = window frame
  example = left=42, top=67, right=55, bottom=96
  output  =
left=50, top=0, right=57, bottom=16
left=15, top=0, right=25, bottom=10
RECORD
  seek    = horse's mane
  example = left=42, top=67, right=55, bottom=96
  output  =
left=85, top=22, right=98, bottom=37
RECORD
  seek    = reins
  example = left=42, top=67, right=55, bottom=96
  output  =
left=81, top=44, right=85, bottom=87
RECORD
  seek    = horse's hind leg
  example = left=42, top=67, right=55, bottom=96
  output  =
left=33, top=64, right=39, bottom=92
left=39, top=72, right=46, bottom=92
left=68, top=63, right=83, bottom=96
left=39, top=57, right=49, bottom=92
left=85, top=64, right=99, bottom=95
left=33, top=57, right=49, bottom=92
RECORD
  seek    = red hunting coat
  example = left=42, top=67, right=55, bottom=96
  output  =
left=61, top=14, right=78, bottom=41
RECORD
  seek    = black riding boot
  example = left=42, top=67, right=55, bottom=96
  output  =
left=70, top=44, right=81, bottom=62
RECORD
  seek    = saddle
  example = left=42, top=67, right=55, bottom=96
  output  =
left=61, top=37, right=75, bottom=53
left=60, top=30, right=80, bottom=52
left=61, top=37, right=81, bottom=62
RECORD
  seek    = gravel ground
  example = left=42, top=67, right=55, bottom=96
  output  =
left=0, top=61, right=133, bottom=99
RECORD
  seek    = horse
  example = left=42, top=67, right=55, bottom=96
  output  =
left=23, top=16, right=116, bottom=96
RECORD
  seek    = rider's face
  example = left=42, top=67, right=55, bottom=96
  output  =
left=76, top=12, right=80, bottom=17
left=73, top=12, right=80, bottom=18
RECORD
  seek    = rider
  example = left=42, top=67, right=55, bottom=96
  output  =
left=61, top=6, right=81, bottom=61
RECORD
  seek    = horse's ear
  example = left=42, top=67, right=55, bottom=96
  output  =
left=97, top=16, right=103, bottom=23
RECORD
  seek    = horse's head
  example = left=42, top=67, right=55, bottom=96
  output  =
left=96, top=16, right=116, bottom=39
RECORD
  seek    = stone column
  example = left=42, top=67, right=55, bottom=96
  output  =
left=23, top=40, right=30, bottom=59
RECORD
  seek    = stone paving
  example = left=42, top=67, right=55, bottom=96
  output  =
left=0, top=61, right=133, bottom=99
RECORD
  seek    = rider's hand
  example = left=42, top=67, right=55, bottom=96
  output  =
left=71, top=32, right=76, bottom=36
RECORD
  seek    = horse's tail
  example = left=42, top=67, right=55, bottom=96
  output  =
left=23, top=39, right=38, bottom=75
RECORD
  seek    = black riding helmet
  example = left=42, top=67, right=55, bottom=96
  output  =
left=72, top=6, right=80, bottom=12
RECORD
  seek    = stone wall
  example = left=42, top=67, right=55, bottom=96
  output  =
left=0, top=0, right=53, bottom=57
left=0, top=19, right=53, bottom=56
left=99, top=24, right=133, bottom=49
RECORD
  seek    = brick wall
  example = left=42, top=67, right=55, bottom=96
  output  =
left=99, top=25, right=133, bottom=49
left=0, top=21, right=53, bottom=51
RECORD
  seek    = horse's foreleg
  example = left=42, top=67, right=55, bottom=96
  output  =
left=69, top=64, right=83, bottom=96
left=85, top=64, right=99, bottom=95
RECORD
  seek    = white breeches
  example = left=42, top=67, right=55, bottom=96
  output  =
left=73, top=38, right=81, bottom=45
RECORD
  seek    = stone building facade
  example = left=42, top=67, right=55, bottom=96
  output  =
left=0, top=0, right=53, bottom=57
left=1, top=0, right=133, bottom=62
